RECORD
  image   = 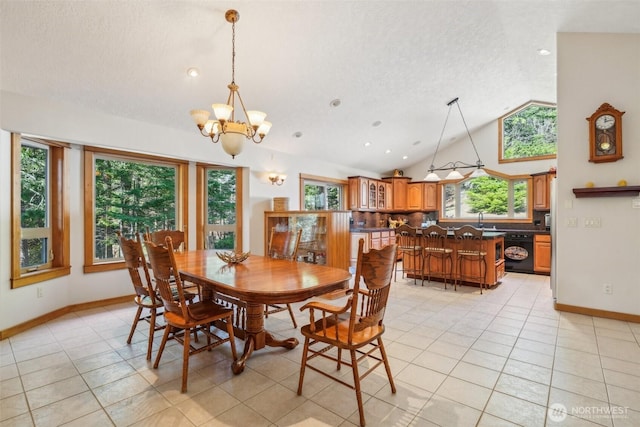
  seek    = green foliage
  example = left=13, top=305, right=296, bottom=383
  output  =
left=20, top=145, right=47, bottom=228
left=207, top=169, right=236, bottom=249
left=94, top=158, right=176, bottom=259
left=502, top=104, right=557, bottom=159
left=304, top=183, right=341, bottom=210
left=463, top=177, right=508, bottom=214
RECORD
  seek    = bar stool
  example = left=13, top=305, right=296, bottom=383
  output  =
left=394, top=224, right=422, bottom=284
left=454, top=225, right=487, bottom=294
left=421, top=225, right=453, bottom=289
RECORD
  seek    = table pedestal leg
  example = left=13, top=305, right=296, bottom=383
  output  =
left=232, top=302, right=299, bottom=374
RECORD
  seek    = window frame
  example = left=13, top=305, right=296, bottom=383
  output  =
left=299, top=173, right=348, bottom=211
left=11, top=133, right=71, bottom=288
left=83, top=147, right=188, bottom=273
left=498, top=100, right=557, bottom=163
left=438, top=169, right=533, bottom=225
left=195, top=164, right=243, bottom=251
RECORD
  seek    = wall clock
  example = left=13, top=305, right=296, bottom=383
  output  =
left=586, top=103, right=624, bottom=163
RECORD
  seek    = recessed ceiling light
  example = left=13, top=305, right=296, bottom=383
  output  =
left=412, top=140, right=421, bottom=146
left=537, top=48, right=551, bottom=56
left=402, top=155, right=408, bottom=160
left=385, top=149, right=391, bottom=154
left=364, top=142, right=371, bottom=147
left=372, top=120, right=382, bottom=127
left=292, top=131, right=303, bottom=138
left=187, top=67, right=199, bottom=77
left=329, top=99, right=341, bottom=108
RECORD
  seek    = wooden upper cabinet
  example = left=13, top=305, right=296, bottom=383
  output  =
left=532, top=171, right=555, bottom=211
left=385, top=182, right=393, bottom=210
left=384, top=177, right=409, bottom=210
left=348, top=177, right=370, bottom=210
left=407, top=183, right=422, bottom=210
left=408, top=182, right=438, bottom=211
left=368, top=180, right=377, bottom=209
left=422, top=183, right=437, bottom=211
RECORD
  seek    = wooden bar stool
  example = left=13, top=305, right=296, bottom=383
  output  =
left=394, top=224, right=422, bottom=284
left=454, top=225, right=487, bottom=294
left=421, top=225, right=453, bottom=289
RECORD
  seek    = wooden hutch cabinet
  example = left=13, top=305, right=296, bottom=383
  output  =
left=264, top=210, right=351, bottom=270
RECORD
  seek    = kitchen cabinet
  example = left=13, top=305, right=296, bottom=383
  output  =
left=385, top=182, right=393, bottom=210
left=349, top=229, right=395, bottom=268
left=265, top=210, right=351, bottom=270
left=407, top=182, right=438, bottom=211
left=383, top=177, right=410, bottom=210
left=534, top=234, right=551, bottom=274
left=348, top=176, right=370, bottom=211
left=532, top=171, right=556, bottom=210
left=368, top=180, right=377, bottom=209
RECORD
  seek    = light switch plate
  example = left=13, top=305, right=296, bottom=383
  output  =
left=632, top=198, right=640, bottom=209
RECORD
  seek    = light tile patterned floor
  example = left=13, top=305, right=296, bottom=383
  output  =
left=2, top=272, right=640, bottom=426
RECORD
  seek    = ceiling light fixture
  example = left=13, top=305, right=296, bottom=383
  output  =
left=187, top=67, right=199, bottom=77
left=189, top=9, right=271, bottom=158
left=424, top=97, right=486, bottom=181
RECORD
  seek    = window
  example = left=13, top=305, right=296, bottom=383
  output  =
left=300, top=174, right=347, bottom=210
left=11, top=134, right=71, bottom=288
left=200, top=167, right=239, bottom=250
left=441, top=171, right=531, bottom=221
left=84, top=147, right=188, bottom=272
left=499, top=101, right=557, bottom=163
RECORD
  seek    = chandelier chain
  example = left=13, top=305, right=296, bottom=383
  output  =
left=231, top=19, right=236, bottom=84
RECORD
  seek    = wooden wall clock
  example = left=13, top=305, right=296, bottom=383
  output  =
left=586, top=103, right=624, bottom=163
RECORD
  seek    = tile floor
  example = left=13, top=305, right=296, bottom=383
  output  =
left=1, top=272, right=640, bottom=426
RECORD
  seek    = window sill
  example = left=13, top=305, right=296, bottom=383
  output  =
left=11, top=266, right=71, bottom=288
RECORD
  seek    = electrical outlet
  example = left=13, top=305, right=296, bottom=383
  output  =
left=603, top=283, right=612, bottom=294
left=36, top=287, right=43, bottom=298
left=566, top=217, right=577, bottom=227
left=584, top=217, right=601, bottom=228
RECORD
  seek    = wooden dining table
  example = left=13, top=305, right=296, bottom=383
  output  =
left=173, top=250, right=351, bottom=374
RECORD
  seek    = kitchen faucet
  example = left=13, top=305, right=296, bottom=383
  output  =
left=478, top=212, right=484, bottom=228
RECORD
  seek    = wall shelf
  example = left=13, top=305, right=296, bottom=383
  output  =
left=572, top=186, right=640, bottom=198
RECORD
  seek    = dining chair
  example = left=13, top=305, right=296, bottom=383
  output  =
left=394, top=223, right=422, bottom=284
left=117, top=231, right=164, bottom=361
left=264, top=227, right=303, bottom=328
left=145, top=236, right=237, bottom=393
left=454, top=225, right=488, bottom=294
left=421, top=225, right=454, bottom=289
left=297, top=239, right=398, bottom=427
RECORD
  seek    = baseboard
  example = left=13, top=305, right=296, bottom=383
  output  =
left=554, top=302, right=640, bottom=324
left=0, top=295, right=133, bottom=340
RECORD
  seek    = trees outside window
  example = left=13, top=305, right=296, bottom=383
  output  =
left=499, top=101, right=557, bottom=163
left=301, top=175, right=346, bottom=210
left=84, top=148, right=187, bottom=272
left=205, top=168, right=237, bottom=250
left=442, top=172, right=530, bottom=221
left=11, top=134, right=70, bottom=287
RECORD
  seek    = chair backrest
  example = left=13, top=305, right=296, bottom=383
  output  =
left=395, top=223, right=420, bottom=249
left=117, top=231, right=156, bottom=303
left=349, top=239, right=398, bottom=338
left=144, top=237, right=190, bottom=319
left=454, top=225, right=485, bottom=252
left=268, top=227, right=302, bottom=260
left=146, top=228, right=186, bottom=251
left=422, top=225, right=448, bottom=251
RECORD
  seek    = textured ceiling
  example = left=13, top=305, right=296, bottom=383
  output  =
left=2, top=1, right=639, bottom=173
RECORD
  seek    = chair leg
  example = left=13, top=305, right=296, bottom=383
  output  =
left=225, top=316, right=238, bottom=361
left=350, top=349, right=366, bottom=427
left=286, top=304, right=298, bottom=328
left=181, top=327, right=191, bottom=393
left=153, top=324, right=171, bottom=369
left=337, top=348, right=342, bottom=370
left=378, top=338, right=396, bottom=393
left=297, top=338, right=311, bottom=395
left=127, top=306, right=143, bottom=344
left=146, top=309, right=156, bottom=360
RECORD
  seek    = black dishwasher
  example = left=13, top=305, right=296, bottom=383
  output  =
left=504, top=233, right=534, bottom=273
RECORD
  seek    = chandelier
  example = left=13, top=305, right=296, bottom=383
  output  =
left=189, top=10, right=271, bottom=159
left=424, top=97, right=486, bottom=181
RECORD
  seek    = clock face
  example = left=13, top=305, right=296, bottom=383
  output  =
left=595, top=114, right=615, bottom=130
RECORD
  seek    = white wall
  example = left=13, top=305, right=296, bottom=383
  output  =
left=555, top=33, right=640, bottom=315
left=0, top=91, right=375, bottom=330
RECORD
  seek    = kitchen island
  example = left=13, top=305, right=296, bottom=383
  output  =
left=401, top=229, right=505, bottom=289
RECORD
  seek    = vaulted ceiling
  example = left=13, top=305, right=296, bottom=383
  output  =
left=2, top=1, right=639, bottom=173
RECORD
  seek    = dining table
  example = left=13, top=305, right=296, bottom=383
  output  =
left=173, top=250, right=351, bottom=374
